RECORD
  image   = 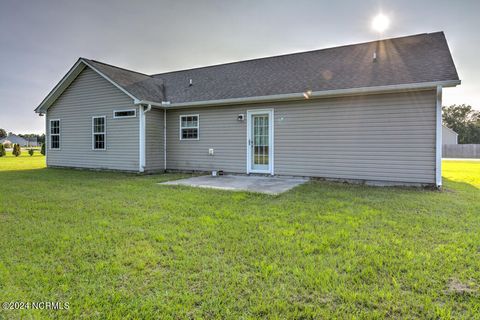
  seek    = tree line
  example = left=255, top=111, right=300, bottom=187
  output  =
left=442, top=104, right=480, bottom=144
left=0, top=129, right=45, bottom=144
left=0, top=143, right=45, bottom=157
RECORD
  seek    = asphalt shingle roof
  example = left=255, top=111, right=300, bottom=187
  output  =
left=82, top=59, right=166, bottom=102
left=85, top=32, right=459, bottom=104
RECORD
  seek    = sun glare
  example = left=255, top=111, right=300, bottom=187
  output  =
left=372, top=13, right=390, bottom=33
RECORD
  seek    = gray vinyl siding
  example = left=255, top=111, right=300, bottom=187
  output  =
left=145, top=108, right=165, bottom=171
left=166, top=90, right=436, bottom=184
left=46, top=67, right=139, bottom=171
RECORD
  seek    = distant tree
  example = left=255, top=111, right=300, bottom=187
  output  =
left=28, top=149, right=34, bottom=156
left=12, top=144, right=21, bottom=157
left=442, top=104, right=480, bottom=144
left=40, top=143, right=46, bottom=156
left=0, top=144, right=5, bottom=157
left=0, top=128, right=6, bottom=139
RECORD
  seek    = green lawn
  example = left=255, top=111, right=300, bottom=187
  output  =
left=0, top=154, right=479, bottom=319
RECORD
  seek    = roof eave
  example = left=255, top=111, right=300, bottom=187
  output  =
left=145, top=79, right=461, bottom=109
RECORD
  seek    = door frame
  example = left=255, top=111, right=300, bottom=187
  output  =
left=246, top=109, right=274, bottom=175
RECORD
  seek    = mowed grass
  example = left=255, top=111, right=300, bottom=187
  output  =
left=0, top=154, right=479, bottom=319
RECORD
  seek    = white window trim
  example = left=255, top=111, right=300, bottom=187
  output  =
left=92, top=116, right=107, bottom=151
left=113, top=109, right=136, bottom=119
left=179, top=114, right=200, bottom=140
left=49, top=119, right=61, bottom=150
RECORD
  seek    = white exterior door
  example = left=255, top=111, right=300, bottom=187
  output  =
left=247, top=109, right=274, bottom=175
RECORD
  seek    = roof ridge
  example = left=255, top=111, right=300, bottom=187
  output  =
left=150, top=32, right=442, bottom=76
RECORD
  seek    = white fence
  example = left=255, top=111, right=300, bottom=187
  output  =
left=443, top=144, right=480, bottom=159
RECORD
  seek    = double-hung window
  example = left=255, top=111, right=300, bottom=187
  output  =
left=50, top=119, right=60, bottom=149
left=92, top=116, right=106, bottom=150
left=179, top=115, right=199, bottom=140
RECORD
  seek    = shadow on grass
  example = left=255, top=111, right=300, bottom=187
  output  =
left=0, top=167, right=134, bottom=180
left=1, top=165, right=477, bottom=197
left=442, top=177, right=479, bottom=192
left=0, top=167, right=191, bottom=186
left=281, top=177, right=478, bottom=206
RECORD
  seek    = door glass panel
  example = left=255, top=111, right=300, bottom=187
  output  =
left=252, top=114, right=269, bottom=170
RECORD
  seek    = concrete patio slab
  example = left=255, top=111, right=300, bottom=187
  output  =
left=160, top=175, right=308, bottom=195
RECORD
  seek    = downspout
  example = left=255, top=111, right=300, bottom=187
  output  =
left=164, top=108, right=167, bottom=172
left=139, top=104, right=152, bottom=173
left=435, top=85, right=442, bottom=188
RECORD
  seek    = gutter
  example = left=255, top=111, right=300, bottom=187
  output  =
left=134, top=99, right=165, bottom=108
left=133, top=80, right=461, bottom=110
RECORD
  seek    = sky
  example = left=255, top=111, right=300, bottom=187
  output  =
left=0, top=0, right=479, bottom=134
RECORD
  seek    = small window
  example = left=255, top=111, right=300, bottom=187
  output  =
left=113, top=109, right=136, bottom=118
left=50, top=119, right=60, bottom=149
left=180, top=115, right=199, bottom=140
left=92, top=116, right=106, bottom=150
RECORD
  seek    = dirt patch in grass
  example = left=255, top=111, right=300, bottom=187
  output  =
left=445, top=278, right=478, bottom=295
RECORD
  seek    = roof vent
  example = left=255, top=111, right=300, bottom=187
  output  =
left=373, top=51, right=377, bottom=62
left=189, top=79, right=193, bottom=86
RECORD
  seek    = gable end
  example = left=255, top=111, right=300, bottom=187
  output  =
left=35, top=59, right=139, bottom=114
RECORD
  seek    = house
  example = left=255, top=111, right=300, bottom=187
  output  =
left=34, top=32, right=460, bottom=187
left=0, top=133, right=30, bottom=147
left=442, top=125, right=458, bottom=145
left=24, top=137, right=40, bottom=147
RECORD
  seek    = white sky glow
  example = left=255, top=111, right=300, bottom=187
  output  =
left=372, top=13, right=390, bottom=33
